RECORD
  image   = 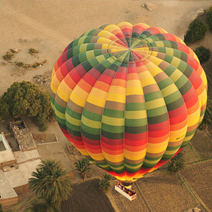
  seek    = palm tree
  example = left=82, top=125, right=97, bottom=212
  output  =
left=74, top=158, right=91, bottom=181
left=28, top=159, right=72, bottom=210
left=99, top=174, right=111, bottom=192
left=167, top=152, right=185, bottom=173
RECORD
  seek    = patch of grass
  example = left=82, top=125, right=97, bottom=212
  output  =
left=15, top=61, right=25, bottom=67
left=3, top=49, right=19, bottom=61
left=32, top=62, right=41, bottom=68
left=10, top=49, right=18, bottom=53
left=3, top=52, right=14, bottom=61
left=31, top=60, right=47, bottom=69
left=14, top=60, right=47, bottom=69
left=29, top=48, right=39, bottom=55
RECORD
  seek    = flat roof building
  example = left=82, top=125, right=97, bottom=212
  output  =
left=0, top=132, right=16, bottom=167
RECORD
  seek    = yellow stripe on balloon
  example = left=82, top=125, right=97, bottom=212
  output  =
left=87, top=94, right=106, bottom=107
left=147, top=139, right=169, bottom=153
left=51, top=76, right=61, bottom=94
left=104, top=24, right=120, bottom=32
left=97, top=37, right=111, bottom=45
left=140, top=76, right=156, bottom=87
left=124, top=149, right=146, bottom=160
left=70, top=92, right=86, bottom=107
left=145, top=98, right=165, bottom=110
left=81, top=116, right=101, bottom=129
left=125, top=110, right=147, bottom=119
left=109, top=86, right=126, bottom=95
left=171, top=57, right=181, bottom=68
left=117, top=22, right=133, bottom=28
left=125, top=163, right=143, bottom=170
left=126, top=87, right=144, bottom=96
left=103, top=151, right=123, bottom=163
left=106, top=93, right=125, bottom=103
left=86, top=50, right=95, bottom=60
left=102, top=116, right=124, bottom=126
left=169, top=69, right=183, bottom=82
left=146, top=56, right=162, bottom=67
left=153, top=41, right=165, bottom=47
left=88, top=153, right=105, bottom=161
left=55, top=108, right=65, bottom=120
left=161, top=84, right=178, bottom=97
left=73, top=85, right=88, bottom=100
left=78, top=36, right=86, bottom=45
left=90, top=87, right=108, bottom=99
left=165, top=48, right=174, bottom=56
left=144, top=158, right=161, bottom=165
left=79, top=44, right=88, bottom=53
left=57, top=84, right=72, bottom=103
left=65, top=114, right=81, bottom=126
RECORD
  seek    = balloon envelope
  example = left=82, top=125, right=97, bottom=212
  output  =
left=50, top=22, right=207, bottom=184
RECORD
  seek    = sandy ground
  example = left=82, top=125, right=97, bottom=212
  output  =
left=0, top=0, right=212, bottom=97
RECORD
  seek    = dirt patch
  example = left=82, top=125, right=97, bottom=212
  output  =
left=61, top=179, right=115, bottom=212
left=3, top=191, right=36, bottom=212
left=183, top=142, right=201, bottom=164
left=32, top=133, right=57, bottom=144
left=190, top=130, right=212, bottom=159
left=32, top=70, right=51, bottom=93
left=134, top=170, right=199, bottom=212
left=109, top=181, right=150, bottom=212
left=181, top=160, right=212, bottom=210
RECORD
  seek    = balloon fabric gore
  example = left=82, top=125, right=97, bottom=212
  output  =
left=50, top=22, right=207, bottom=185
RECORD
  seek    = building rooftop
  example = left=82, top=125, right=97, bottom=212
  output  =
left=0, top=133, right=16, bottom=166
left=10, top=120, right=37, bottom=151
left=4, top=169, right=28, bottom=188
left=0, top=170, right=17, bottom=200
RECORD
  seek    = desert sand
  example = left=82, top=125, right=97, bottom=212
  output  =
left=0, top=0, right=212, bottom=96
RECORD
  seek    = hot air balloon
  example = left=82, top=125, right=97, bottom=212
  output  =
left=50, top=22, right=207, bottom=188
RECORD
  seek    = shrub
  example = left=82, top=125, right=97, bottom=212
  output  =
left=0, top=203, right=3, bottom=212
left=184, top=19, right=207, bottom=44
left=0, top=81, right=54, bottom=131
left=194, top=46, right=211, bottom=64
left=167, top=152, right=185, bottom=173
left=103, top=174, right=111, bottom=181
left=99, top=174, right=111, bottom=192
left=206, top=9, right=212, bottom=30
left=74, top=158, right=91, bottom=180
left=198, top=100, right=212, bottom=131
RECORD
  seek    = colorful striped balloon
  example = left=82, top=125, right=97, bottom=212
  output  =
left=50, top=22, right=207, bottom=185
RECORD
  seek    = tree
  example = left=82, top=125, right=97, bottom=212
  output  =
left=24, top=202, right=49, bottom=212
left=0, top=96, right=10, bottom=121
left=28, top=160, right=72, bottom=210
left=194, top=46, right=210, bottom=64
left=198, top=100, right=212, bottom=131
left=167, top=152, right=185, bottom=173
left=99, top=174, right=111, bottom=192
left=74, top=158, right=91, bottom=181
left=206, top=6, right=212, bottom=30
left=24, top=200, right=59, bottom=212
left=0, top=81, right=54, bottom=131
left=184, top=18, right=208, bottom=45
left=0, top=203, right=3, bottom=212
